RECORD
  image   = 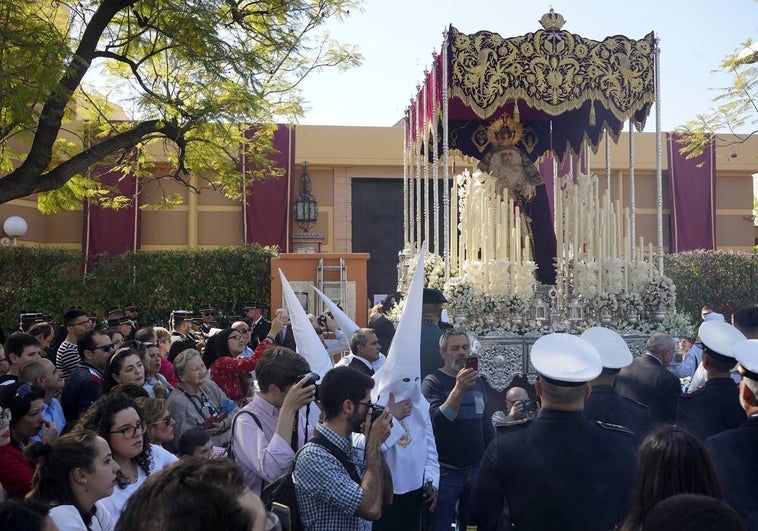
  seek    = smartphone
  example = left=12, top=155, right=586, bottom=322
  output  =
left=200, top=411, right=229, bottom=430
left=271, top=502, right=290, bottom=530
left=464, top=356, right=479, bottom=371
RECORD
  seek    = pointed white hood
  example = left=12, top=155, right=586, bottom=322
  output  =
left=277, top=269, right=333, bottom=379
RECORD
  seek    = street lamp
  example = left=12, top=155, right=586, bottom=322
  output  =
left=293, top=161, right=318, bottom=232
left=2, top=216, right=27, bottom=246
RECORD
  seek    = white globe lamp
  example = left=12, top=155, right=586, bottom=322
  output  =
left=3, top=216, right=28, bottom=246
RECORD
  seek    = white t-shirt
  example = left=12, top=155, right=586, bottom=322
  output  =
left=100, top=444, right=178, bottom=521
left=49, top=501, right=115, bottom=531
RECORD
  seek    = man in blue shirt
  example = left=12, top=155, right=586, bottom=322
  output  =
left=19, top=358, right=66, bottom=438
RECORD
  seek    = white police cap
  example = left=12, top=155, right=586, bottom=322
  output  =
left=580, top=327, right=633, bottom=369
left=732, top=339, right=758, bottom=381
left=530, top=333, right=602, bottom=385
left=698, top=320, right=746, bottom=358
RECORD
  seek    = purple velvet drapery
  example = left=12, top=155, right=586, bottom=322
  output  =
left=666, top=133, right=716, bottom=252
left=82, top=170, right=141, bottom=258
left=243, top=124, right=295, bottom=251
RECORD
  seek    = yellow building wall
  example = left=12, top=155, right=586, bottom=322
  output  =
left=1, top=126, right=757, bottom=256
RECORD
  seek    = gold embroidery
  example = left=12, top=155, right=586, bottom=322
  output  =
left=448, top=26, right=655, bottom=123
left=397, top=419, right=412, bottom=448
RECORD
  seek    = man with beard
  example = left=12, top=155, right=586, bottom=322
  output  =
left=422, top=328, right=494, bottom=531
left=294, top=366, right=393, bottom=530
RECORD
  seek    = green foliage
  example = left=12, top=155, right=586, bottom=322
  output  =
left=0, top=0, right=362, bottom=206
left=664, top=250, right=758, bottom=323
left=677, top=38, right=758, bottom=157
left=0, top=245, right=275, bottom=331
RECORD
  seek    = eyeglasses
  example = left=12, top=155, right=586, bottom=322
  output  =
left=0, top=408, right=11, bottom=424
left=151, top=415, right=173, bottom=426
left=70, top=319, right=91, bottom=327
left=228, top=335, right=243, bottom=342
left=95, top=343, right=115, bottom=353
left=355, top=400, right=375, bottom=409
left=110, top=420, right=146, bottom=439
left=15, top=382, right=33, bottom=399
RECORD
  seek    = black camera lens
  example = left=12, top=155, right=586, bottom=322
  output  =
left=370, top=404, right=385, bottom=423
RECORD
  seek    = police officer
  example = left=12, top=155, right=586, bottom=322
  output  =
left=245, top=301, right=271, bottom=349
left=168, top=310, right=198, bottom=361
left=470, top=333, right=638, bottom=531
left=581, top=326, right=653, bottom=446
left=704, top=339, right=758, bottom=527
left=677, top=321, right=747, bottom=441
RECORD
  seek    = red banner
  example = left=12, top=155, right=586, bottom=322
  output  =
left=82, top=170, right=141, bottom=258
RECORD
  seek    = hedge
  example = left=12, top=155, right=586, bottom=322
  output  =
left=0, top=245, right=275, bottom=333
left=2, top=246, right=755, bottom=336
left=664, top=250, right=758, bottom=323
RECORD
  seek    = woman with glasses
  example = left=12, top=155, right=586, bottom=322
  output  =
left=0, top=382, right=58, bottom=498
left=167, top=349, right=238, bottom=454
left=103, top=347, right=145, bottom=393
left=202, top=328, right=259, bottom=405
left=26, top=430, right=120, bottom=530
left=135, top=397, right=176, bottom=448
left=141, top=342, right=173, bottom=399
left=77, top=392, right=177, bottom=521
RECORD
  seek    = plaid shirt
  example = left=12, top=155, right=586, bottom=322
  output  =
left=293, top=424, right=370, bottom=531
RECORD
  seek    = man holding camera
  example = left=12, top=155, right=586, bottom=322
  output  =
left=294, top=366, right=393, bottom=530
left=421, top=328, right=494, bottom=531
left=230, top=346, right=316, bottom=495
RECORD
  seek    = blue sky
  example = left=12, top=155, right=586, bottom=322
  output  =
left=296, top=0, right=758, bottom=131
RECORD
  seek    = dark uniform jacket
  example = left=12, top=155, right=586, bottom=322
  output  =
left=705, top=416, right=758, bottom=531
left=60, top=363, right=103, bottom=423
left=369, top=313, right=395, bottom=354
left=251, top=317, right=271, bottom=348
left=347, top=356, right=374, bottom=376
left=583, top=384, right=653, bottom=446
left=470, top=409, right=638, bottom=531
left=614, top=353, right=681, bottom=423
left=676, top=377, right=746, bottom=441
left=169, top=331, right=196, bottom=361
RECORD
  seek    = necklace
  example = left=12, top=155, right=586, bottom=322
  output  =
left=116, top=460, right=139, bottom=487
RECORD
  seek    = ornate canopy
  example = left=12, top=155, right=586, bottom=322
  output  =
left=408, top=12, right=656, bottom=162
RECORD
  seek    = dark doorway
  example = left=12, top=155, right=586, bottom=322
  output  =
left=352, top=179, right=403, bottom=303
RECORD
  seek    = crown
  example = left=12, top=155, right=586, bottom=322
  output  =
left=539, top=8, right=565, bottom=31
left=486, top=115, right=524, bottom=148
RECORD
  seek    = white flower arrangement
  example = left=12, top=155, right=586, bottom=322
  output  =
left=603, top=259, right=625, bottom=295
left=423, top=252, right=446, bottom=290
left=573, top=260, right=600, bottom=299
left=443, top=277, right=477, bottom=317
left=642, top=275, right=676, bottom=310
left=628, top=262, right=651, bottom=292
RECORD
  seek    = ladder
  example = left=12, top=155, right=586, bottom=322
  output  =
left=317, top=257, right=346, bottom=315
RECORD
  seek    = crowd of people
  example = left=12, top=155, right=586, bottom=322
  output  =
left=0, top=293, right=756, bottom=531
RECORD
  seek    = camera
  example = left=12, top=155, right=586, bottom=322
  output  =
left=521, top=399, right=539, bottom=413
left=370, top=403, right=386, bottom=423
left=296, top=372, right=320, bottom=391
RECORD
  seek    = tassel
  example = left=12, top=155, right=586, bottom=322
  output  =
left=589, top=100, right=596, bottom=127
left=513, top=99, right=520, bottom=122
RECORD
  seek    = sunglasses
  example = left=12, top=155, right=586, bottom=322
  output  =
left=95, top=343, right=115, bottom=353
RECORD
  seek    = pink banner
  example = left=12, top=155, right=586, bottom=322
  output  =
left=666, top=133, right=716, bottom=252
left=243, top=124, right=295, bottom=251
left=82, top=170, right=140, bottom=257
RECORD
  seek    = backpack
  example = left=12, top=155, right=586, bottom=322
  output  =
left=260, top=433, right=361, bottom=531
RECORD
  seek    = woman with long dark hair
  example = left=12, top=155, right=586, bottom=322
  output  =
left=26, top=430, right=120, bottom=530
left=77, top=392, right=177, bottom=521
left=204, top=328, right=258, bottom=405
left=620, top=426, right=723, bottom=531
